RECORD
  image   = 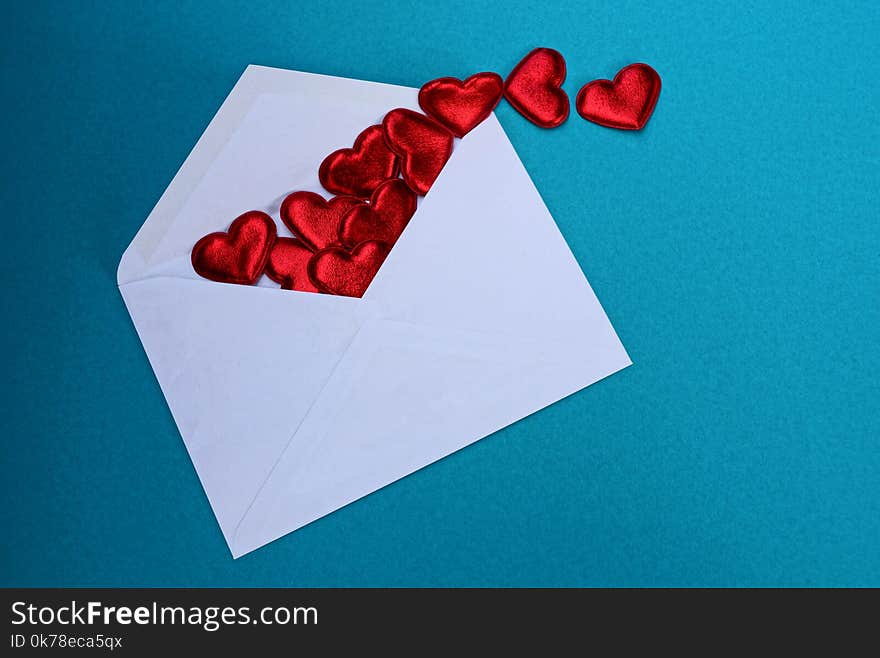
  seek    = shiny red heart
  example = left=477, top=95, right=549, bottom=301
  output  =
left=503, top=47, right=569, bottom=128
left=280, top=191, right=363, bottom=252
left=191, top=211, right=276, bottom=285
left=418, top=72, right=504, bottom=137
left=338, top=179, right=417, bottom=249
left=265, top=237, right=321, bottom=293
left=382, top=109, right=454, bottom=196
left=308, top=240, right=391, bottom=298
left=319, top=124, right=399, bottom=198
left=576, top=63, right=661, bottom=130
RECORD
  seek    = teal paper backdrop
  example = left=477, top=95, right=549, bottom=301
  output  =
left=1, top=0, right=878, bottom=586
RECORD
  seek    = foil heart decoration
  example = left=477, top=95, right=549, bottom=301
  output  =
left=319, top=124, right=400, bottom=198
left=382, top=108, right=454, bottom=196
left=308, top=240, right=391, bottom=298
left=418, top=72, right=504, bottom=137
left=338, top=179, right=417, bottom=249
left=503, top=47, right=569, bottom=128
left=265, top=237, right=321, bottom=293
left=576, top=63, right=661, bottom=130
left=191, top=211, right=276, bottom=285
left=280, top=191, right=363, bottom=252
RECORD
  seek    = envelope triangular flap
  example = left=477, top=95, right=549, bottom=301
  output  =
left=120, top=277, right=374, bottom=544
left=118, top=65, right=421, bottom=287
left=230, top=318, right=615, bottom=557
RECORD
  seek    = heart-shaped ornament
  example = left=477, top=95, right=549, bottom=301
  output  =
left=576, top=63, right=661, bottom=130
left=319, top=124, right=399, bottom=198
left=191, top=211, right=276, bottom=285
left=382, top=109, right=454, bottom=196
left=418, top=72, right=504, bottom=137
left=308, top=240, right=391, bottom=298
left=338, top=178, right=417, bottom=249
left=503, top=47, right=569, bottom=128
left=265, top=237, right=321, bottom=293
left=280, top=191, right=363, bottom=252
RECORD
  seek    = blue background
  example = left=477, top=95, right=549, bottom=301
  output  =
left=2, top=0, right=878, bottom=586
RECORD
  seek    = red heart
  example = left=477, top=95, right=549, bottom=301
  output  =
left=576, top=63, right=661, bottom=130
left=308, top=240, right=391, bottom=298
left=503, top=47, right=569, bottom=128
left=382, top=109, right=454, bottom=196
left=418, top=72, right=504, bottom=137
left=191, top=211, right=276, bottom=285
left=265, top=237, right=322, bottom=293
left=338, top=179, right=417, bottom=249
left=280, top=191, right=363, bottom=252
left=319, top=124, right=399, bottom=198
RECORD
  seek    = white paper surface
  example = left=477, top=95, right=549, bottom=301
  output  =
left=118, top=65, right=631, bottom=557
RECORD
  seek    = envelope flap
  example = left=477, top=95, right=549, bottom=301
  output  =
left=231, top=317, right=628, bottom=557
left=118, top=64, right=420, bottom=287
left=119, top=275, right=374, bottom=547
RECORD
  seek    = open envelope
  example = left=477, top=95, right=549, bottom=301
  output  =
left=118, top=65, right=631, bottom=557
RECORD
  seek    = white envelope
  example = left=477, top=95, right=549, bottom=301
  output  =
left=118, top=65, right=631, bottom=557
